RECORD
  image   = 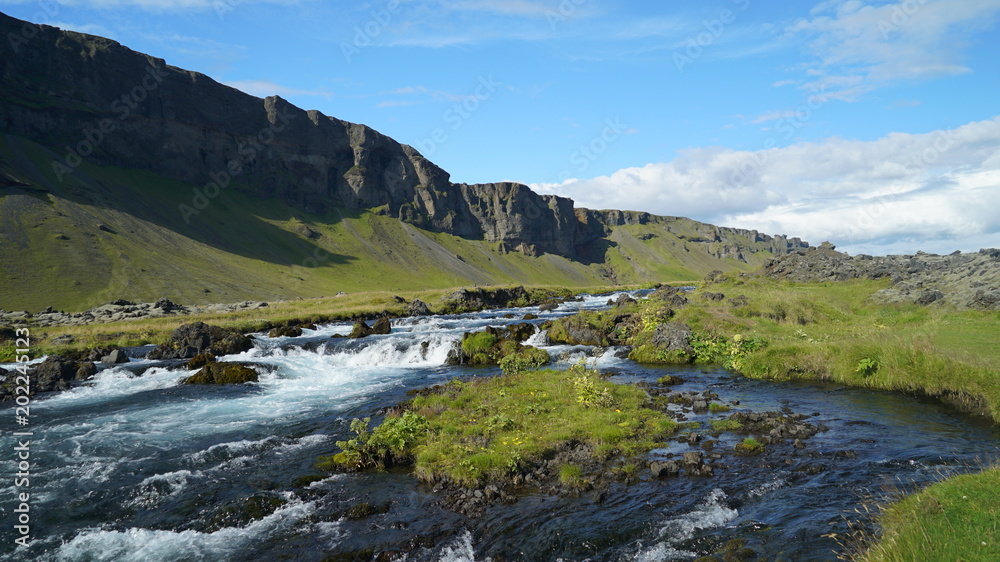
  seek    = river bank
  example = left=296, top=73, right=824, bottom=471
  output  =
left=2, top=293, right=996, bottom=560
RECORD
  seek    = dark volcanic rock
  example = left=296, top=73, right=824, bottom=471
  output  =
left=147, top=322, right=254, bottom=360
left=650, top=322, right=695, bottom=355
left=268, top=326, right=303, bottom=338
left=1, top=356, right=96, bottom=399
left=183, top=362, right=259, bottom=384
left=0, top=11, right=809, bottom=266
left=349, top=321, right=374, bottom=339
left=407, top=299, right=432, bottom=316
left=372, top=317, right=392, bottom=335
left=100, top=349, right=130, bottom=364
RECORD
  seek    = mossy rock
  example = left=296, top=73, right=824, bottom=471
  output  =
left=185, top=353, right=216, bottom=370
left=268, top=325, right=303, bottom=338
left=204, top=495, right=286, bottom=532
left=183, top=362, right=259, bottom=384
left=342, top=501, right=390, bottom=521
left=734, top=438, right=764, bottom=456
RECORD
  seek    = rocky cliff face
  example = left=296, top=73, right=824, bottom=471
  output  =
left=0, top=12, right=807, bottom=261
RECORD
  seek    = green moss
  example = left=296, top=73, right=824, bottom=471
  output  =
left=461, top=331, right=499, bottom=364
left=709, top=419, right=743, bottom=432
left=734, top=437, right=764, bottom=456
left=321, top=366, right=677, bottom=487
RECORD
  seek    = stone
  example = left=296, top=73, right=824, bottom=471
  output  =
left=147, top=322, right=254, bottom=360
left=101, top=349, right=129, bottom=364
left=407, top=299, right=431, bottom=316
left=183, top=362, right=259, bottom=384
left=650, top=460, right=680, bottom=478
left=349, top=321, right=373, bottom=339
left=650, top=322, right=695, bottom=356
left=371, top=317, right=392, bottom=335
left=268, top=325, right=303, bottom=338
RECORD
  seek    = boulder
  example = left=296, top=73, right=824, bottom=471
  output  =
left=538, top=302, right=559, bottom=312
left=349, top=321, right=373, bottom=339
left=100, top=349, right=129, bottom=364
left=650, top=460, right=680, bottom=478
left=147, top=322, right=254, bottom=360
left=407, top=299, right=431, bottom=316
left=650, top=322, right=695, bottom=355
left=183, top=362, right=259, bottom=384
left=268, top=325, right=303, bottom=338
left=371, top=317, right=392, bottom=335
left=612, top=294, right=637, bottom=308
left=505, top=322, right=537, bottom=342
left=1, top=356, right=96, bottom=399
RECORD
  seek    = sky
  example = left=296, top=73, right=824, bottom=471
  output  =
left=2, top=0, right=999, bottom=256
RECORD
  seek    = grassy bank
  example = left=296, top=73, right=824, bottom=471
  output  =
left=859, top=465, right=1000, bottom=561
left=655, top=277, right=1000, bottom=420
left=610, top=276, right=999, bottom=559
left=2, top=284, right=633, bottom=361
left=318, top=364, right=678, bottom=487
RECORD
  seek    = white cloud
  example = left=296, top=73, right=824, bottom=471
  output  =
left=532, top=117, right=1000, bottom=256
left=787, top=0, right=1000, bottom=99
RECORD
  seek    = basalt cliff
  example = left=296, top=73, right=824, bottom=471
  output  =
left=0, top=12, right=808, bottom=310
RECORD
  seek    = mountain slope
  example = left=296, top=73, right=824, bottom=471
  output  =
left=0, top=12, right=808, bottom=311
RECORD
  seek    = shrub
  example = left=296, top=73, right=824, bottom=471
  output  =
left=321, top=412, right=429, bottom=471
left=855, top=357, right=879, bottom=377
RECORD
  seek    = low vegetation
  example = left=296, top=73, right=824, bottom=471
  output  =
left=859, top=466, right=1000, bottom=561
left=318, top=364, right=678, bottom=487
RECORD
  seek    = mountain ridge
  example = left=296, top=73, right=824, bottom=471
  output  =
left=0, top=11, right=809, bottom=310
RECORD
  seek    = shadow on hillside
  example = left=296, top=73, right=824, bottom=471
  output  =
left=2, top=138, right=355, bottom=267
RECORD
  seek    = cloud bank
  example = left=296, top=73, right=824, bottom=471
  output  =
left=533, top=117, right=1000, bottom=256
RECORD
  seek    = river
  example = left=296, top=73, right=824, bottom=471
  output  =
left=2, top=293, right=997, bottom=560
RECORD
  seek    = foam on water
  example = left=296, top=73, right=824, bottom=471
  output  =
left=634, top=488, right=738, bottom=560
left=39, top=366, right=188, bottom=405
left=435, top=531, right=479, bottom=562
left=127, top=470, right=202, bottom=508
left=49, top=498, right=316, bottom=562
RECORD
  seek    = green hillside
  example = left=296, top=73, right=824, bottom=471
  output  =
left=0, top=134, right=765, bottom=312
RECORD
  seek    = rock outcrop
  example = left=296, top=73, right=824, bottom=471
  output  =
left=760, top=245, right=1000, bottom=309
left=0, top=12, right=808, bottom=263
left=147, top=322, right=255, bottom=360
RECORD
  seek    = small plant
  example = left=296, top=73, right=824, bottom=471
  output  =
left=573, top=375, right=616, bottom=408
left=558, top=463, right=586, bottom=488
left=734, top=437, right=764, bottom=456
left=708, top=402, right=731, bottom=413
left=855, top=357, right=879, bottom=377
left=321, top=412, right=429, bottom=471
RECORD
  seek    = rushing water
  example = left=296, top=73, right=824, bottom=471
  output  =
left=2, top=294, right=998, bottom=561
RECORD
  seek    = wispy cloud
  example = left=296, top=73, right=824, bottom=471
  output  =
left=533, top=117, right=1000, bottom=255
left=787, top=0, right=1000, bottom=100
left=52, top=0, right=301, bottom=10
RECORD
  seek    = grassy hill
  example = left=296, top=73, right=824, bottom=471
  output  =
left=0, top=134, right=769, bottom=312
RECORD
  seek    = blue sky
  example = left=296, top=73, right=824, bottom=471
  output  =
left=2, top=0, right=999, bottom=255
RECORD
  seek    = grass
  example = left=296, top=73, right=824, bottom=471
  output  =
left=657, top=276, right=1000, bottom=421
left=0, top=134, right=804, bottom=313
left=860, top=466, right=1000, bottom=561
left=318, top=364, right=678, bottom=487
